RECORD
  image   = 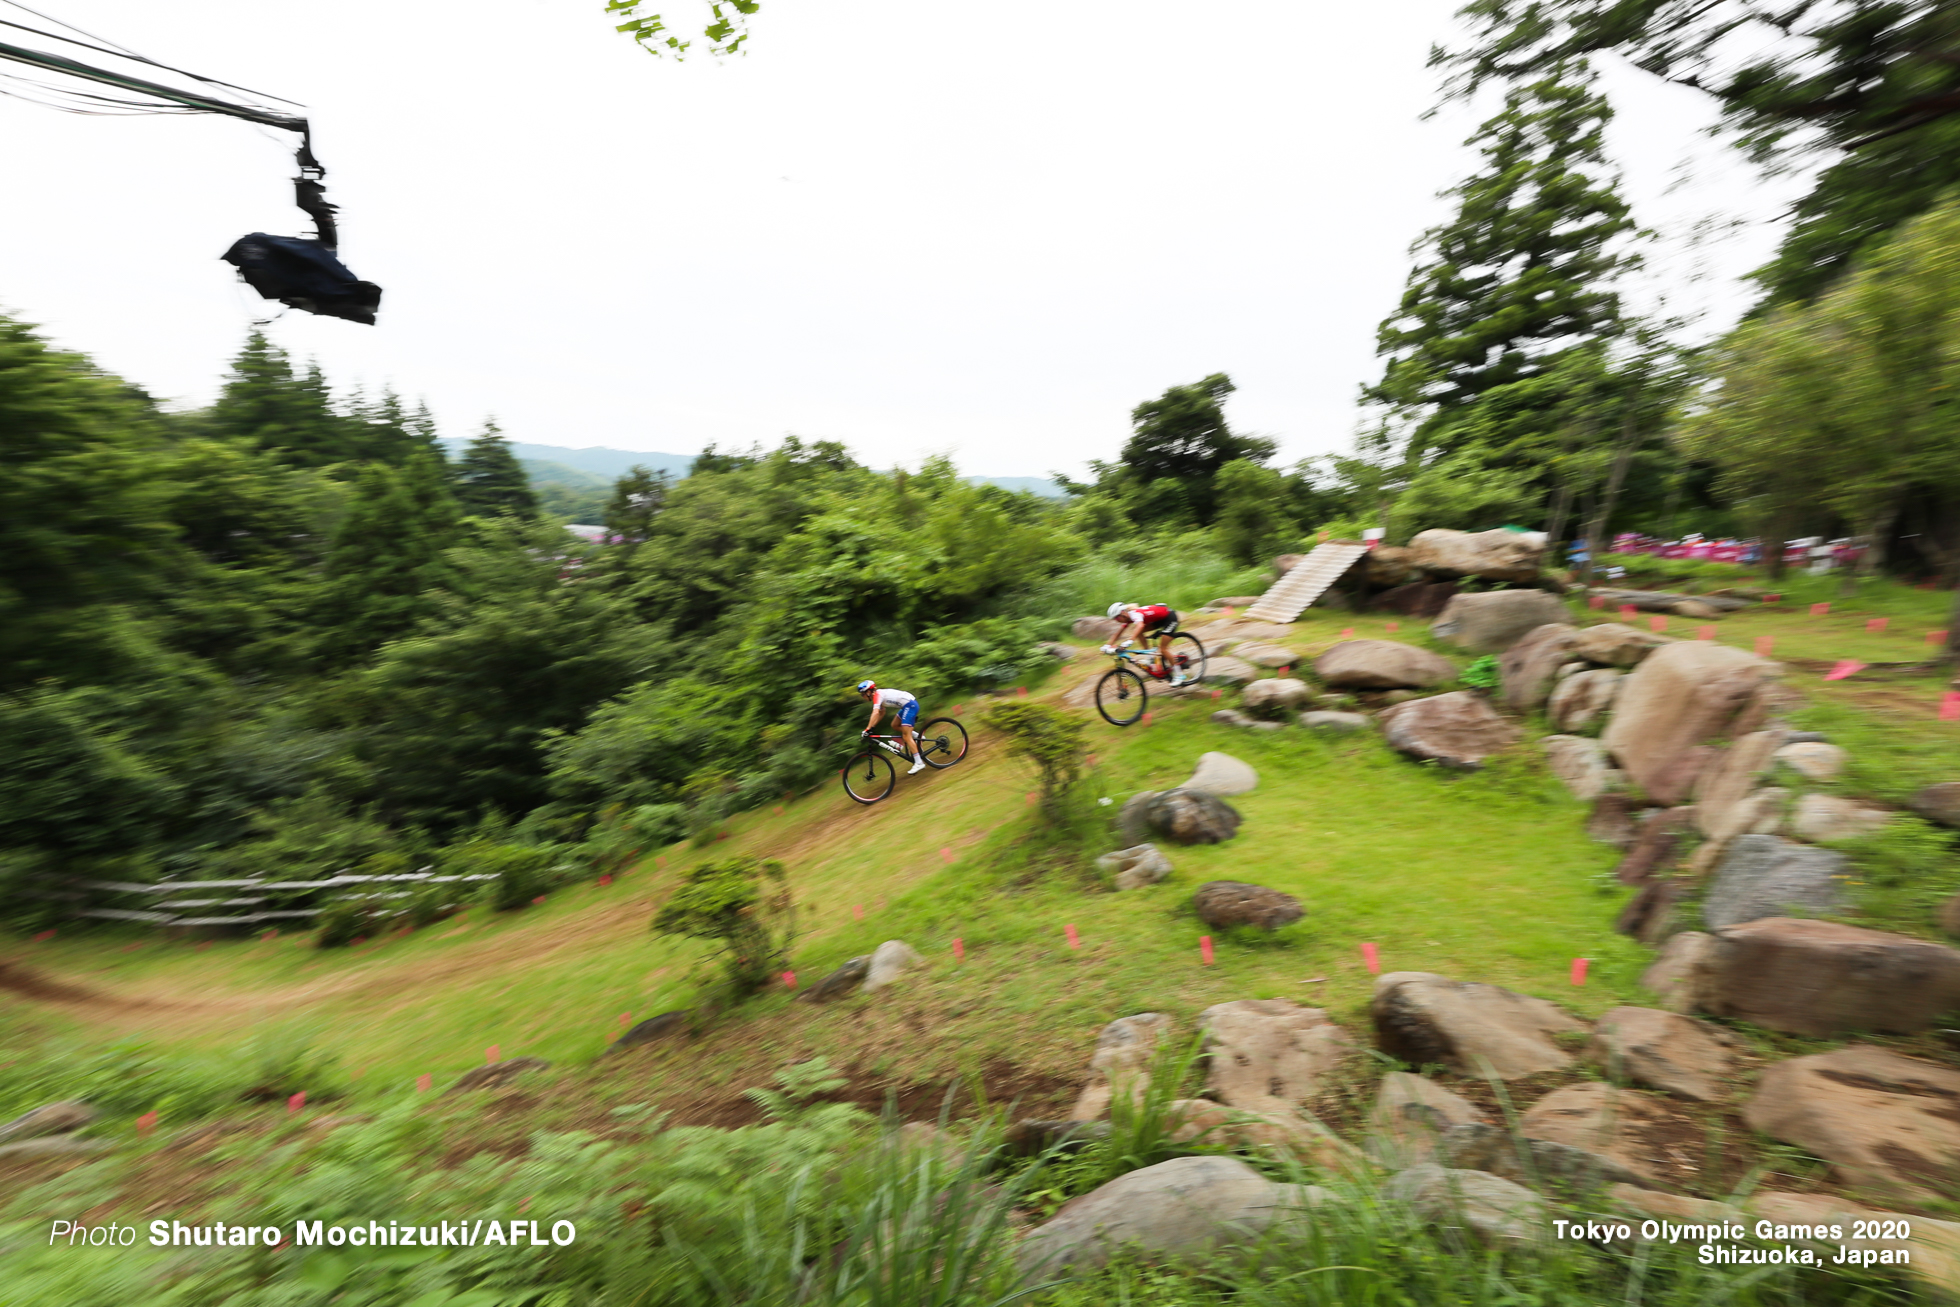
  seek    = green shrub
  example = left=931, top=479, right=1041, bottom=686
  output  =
left=983, top=701, right=1089, bottom=822
left=443, top=841, right=561, bottom=911
left=313, top=898, right=385, bottom=947
left=651, top=855, right=795, bottom=998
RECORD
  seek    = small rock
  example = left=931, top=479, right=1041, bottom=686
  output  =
left=1586, top=793, right=1638, bottom=849
left=1210, top=595, right=1264, bottom=608
left=1378, top=691, right=1522, bottom=770
left=1096, top=843, right=1174, bottom=890
left=0, top=1100, right=96, bottom=1144
left=1435, top=1120, right=1651, bottom=1192
left=1385, top=1164, right=1544, bottom=1243
left=1698, top=917, right=1960, bottom=1037
left=0, top=1137, right=114, bottom=1162
left=1773, top=741, right=1847, bottom=782
left=1314, top=639, right=1459, bottom=690
left=1367, top=1073, right=1487, bottom=1166
left=1780, top=731, right=1829, bottom=745
left=1704, top=834, right=1846, bottom=930
left=1571, top=622, right=1669, bottom=668
left=1672, top=599, right=1719, bottom=619
left=449, top=1057, right=551, bottom=1094
left=1547, top=667, right=1621, bottom=732
left=1432, top=590, right=1572, bottom=654
left=1240, top=678, right=1311, bottom=713
left=1746, top=1045, right=1960, bottom=1205
left=1788, top=793, right=1892, bottom=842
left=1588, top=1006, right=1738, bottom=1101
left=1192, top=881, right=1304, bottom=931
left=1202, top=655, right=1260, bottom=688
left=1909, top=782, right=1960, bottom=829
left=1691, top=731, right=1784, bottom=842
left=1184, top=751, right=1258, bottom=796
left=1069, top=1012, right=1174, bottom=1119
left=1611, top=807, right=1695, bottom=885
left=1639, top=930, right=1717, bottom=1014
left=1371, top=972, right=1589, bottom=1080
left=1035, top=642, right=1078, bottom=661
left=1499, top=623, right=1579, bottom=712
left=1541, top=734, right=1620, bottom=801
left=798, top=955, right=872, bottom=1003
left=1209, top=708, right=1282, bottom=731
left=1299, top=710, right=1369, bottom=733
left=1199, top=999, right=1352, bottom=1108
left=860, top=939, right=923, bottom=994
left=1015, top=1155, right=1318, bottom=1275
left=1164, top=1099, right=1364, bottom=1175
left=1235, top=642, right=1298, bottom=669
left=1137, top=789, right=1243, bottom=845
left=607, top=1009, right=692, bottom=1054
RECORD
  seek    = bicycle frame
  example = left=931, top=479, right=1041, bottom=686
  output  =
left=862, top=733, right=912, bottom=759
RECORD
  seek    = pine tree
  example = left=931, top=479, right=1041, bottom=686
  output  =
left=603, top=465, right=672, bottom=547
left=206, top=331, right=359, bottom=468
left=347, top=387, right=443, bottom=466
left=451, top=420, right=539, bottom=518
left=1369, top=64, right=1639, bottom=443
left=316, top=450, right=462, bottom=662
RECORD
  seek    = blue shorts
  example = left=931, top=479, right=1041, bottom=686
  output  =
left=895, top=699, right=920, bottom=727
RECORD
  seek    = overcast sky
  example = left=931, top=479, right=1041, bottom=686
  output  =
left=1, top=0, right=1808, bottom=478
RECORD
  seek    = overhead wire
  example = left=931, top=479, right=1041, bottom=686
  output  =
left=0, top=4, right=300, bottom=110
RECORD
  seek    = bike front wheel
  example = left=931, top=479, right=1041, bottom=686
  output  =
left=1095, top=666, right=1148, bottom=726
left=841, top=751, right=897, bottom=804
left=1167, top=631, right=1207, bottom=684
left=916, top=718, right=969, bottom=768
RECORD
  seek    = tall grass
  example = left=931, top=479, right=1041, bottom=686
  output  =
left=1014, top=546, right=1273, bottom=637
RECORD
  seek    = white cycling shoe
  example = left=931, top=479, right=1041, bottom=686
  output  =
left=907, top=758, right=927, bottom=775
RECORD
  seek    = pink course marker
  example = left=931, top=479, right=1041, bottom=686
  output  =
left=1696, top=625, right=1716, bottom=641
left=1867, top=617, right=1889, bottom=634
left=485, top=1044, right=500, bottom=1064
left=941, top=847, right=954, bottom=864
left=30, top=929, right=54, bottom=942
left=1142, top=711, right=1153, bottom=727
left=852, top=903, right=863, bottom=920
left=1942, top=691, right=1960, bottom=722
left=1811, top=602, right=1830, bottom=616
left=1570, top=957, right=1589, bottom=986
left=953, top=937, right=964, bottom=963
left=416, top=1074, right=432, bottom=1093
left=1824, top=660, right=1866, bottom=682
left=1648, top=615, right=1668, bottom=634
left=1340, top=627, right=1355, bottom=639
left=1016, top=686, right=1027, bottom=697
left=1588, top=595, right=1605, bottom=610
left=136, top=1111, right=158, bottom=1136
left=781, top=970, right=797, bottom=989
left=287, top=1091, right=306, bottom=1115
left=1359, top=942, right=1380, bottom=974
left=1618, top=605, right=1637, bottom=621
left=1929, top=630, right=1949, bottom=646
left=1065, top=923, right=1080, bottom=950
left=618, top=1012, right=632, bottom=1026
left=1385, top=621, right=1400, bottom=633
left=1200, top=935, right=1214, bottom=966
left=1754, top=635, right=1774, bottom=656
left=1211, top=689, right=1221, bottom=699
left=598, top=874, right=613, bottom=887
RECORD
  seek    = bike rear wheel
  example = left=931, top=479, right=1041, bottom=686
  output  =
left=1167, top=631, right=1207, bottom=684
left=1095, top=666, right=1148, bottom=726
left=841, top=750, right=897, bottom=804
left=916, top=718, right=969, bottom=768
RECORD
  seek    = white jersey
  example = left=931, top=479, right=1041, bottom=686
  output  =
left=874, top=688, right=917, bottom=710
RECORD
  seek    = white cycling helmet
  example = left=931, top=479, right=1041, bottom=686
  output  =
left=1105, top=601, right=1128, bottom=619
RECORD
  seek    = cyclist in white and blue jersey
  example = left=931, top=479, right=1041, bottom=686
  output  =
left=856, top=680, right=926, bottom=774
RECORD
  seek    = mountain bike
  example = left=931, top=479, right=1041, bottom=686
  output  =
left=1095, top=635, right=1207, bottom=727
left=840, top=717, right=970, bottom=804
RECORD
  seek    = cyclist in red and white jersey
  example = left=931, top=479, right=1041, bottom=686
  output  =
left=1103, top=602, right=1189, bottom=685
left=856, top=680, right=926, bottom=774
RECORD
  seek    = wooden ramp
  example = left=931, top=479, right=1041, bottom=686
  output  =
left=1240, top=542, right=1370, bottom=624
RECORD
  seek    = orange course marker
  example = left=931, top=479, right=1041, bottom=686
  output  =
left=1824, top=660, right=1866, bottom=681
left=1065, top=923, right=1080, bottom=950
left=1648, top=615, right=1668, bottom=634
left=1199, top=935, right=1214, bottom=966
left=136, top=1111, right=158, bottom=1136
left=416, top=1074, right=432, bottom=1093
left=1696, top=626, right=1716, bottom=641
left=1570, top=958, right=1589, bottom=986
left=1867, top=617, right=1888, bottom=634
left=1618, top=605, right=1637, bottom=621
left=485, top=1044, right=500, bottom=1064
left=1755, top=635, right=1774, bottom=656
left=1588, top=595, right=1605, bottom=610
left=287, top=1091, right=306, bottom=1115
left=1928, top=630, right=1949, bottom=646
left=1385, top=621, right=1400, bottom=633
left=1359, top=942, right=1380, bottom=973
left=1811, top=602, right=1830, bottom=616
left=1941, top=691, right=1960, bottom=722
left=953, top=937, right=964, bottom=963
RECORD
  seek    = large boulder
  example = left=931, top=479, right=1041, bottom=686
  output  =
left=1371, top=972, right=1588, bottom=1080
left=1774, top=740, right=1847, bottom=781
left=1703, top=834, right=1846, bottom=930
left=1072, top=615, right=1121, bottom=643
left=1201, top=655, right=1260, bottom=688
left=608, top=1008, right=693, bottom=1053
left=1691, top=731, right=1784, bottom=843
left=1313, top=639, right=1457, bottom=690
left=1164, top=1100, right=1366, bottom=1175
left=1365, top=544, right=1418, bottom=586
left=1789, top=793, right=1892, bottom=842
left=1239, top=679, right=1311, bottom=715
left=1610, top=806, right=1695, bottom=886
left=1586, top=792, right=1638, bottom=848
left=1909, top=782, right=1960, bottom=829
left=1368, top=1073, right=1487, bottom=1167
left=1069, top=1012, right=1174, bottom=1120
left=1014, top=1155, right=1318, bottom=1275
left=1374, top=579, right=1461, bottom=618
left=1192, top=881, right=1304, bottom=931
left=1378, top=691, right=1522, bottom=770
left=1299, top=710, right=1369, bottom=733
left=1696, top=917, right=1960, bottom=1037
left=860, top=939, right=923, bottom=994
left=1096, top=843, right=1174, bottom=891
left=1183, top=751, right=1259, bottom=796
left=1198, top=999, right=1352, bottom=1109
left=1432, top=591, right=1571, bottom=654
left=1407, top=528, right=1545, bottom=582
left=1516, top=1083, right=1674, bottom=1187
left=1745, top=1046, right=1960, bottom=1205
left=1385, top=1164, right=1544, bottom=1243
left=1437, top=1121, right=1651, bottom=1192
left=1547, top=667, right=1621, bottom=732
left=1601, top=642, right=1774, bottom=805
left=1571, top=622, right=1669, bottom=668
left=1541, top=735, right=1620, bottom=801
left=1234, top=642, right=1298, bottom=669
left=1638, top=930, right=1716, bottom=1014
left=1499, top=623, right=1579, bottom=711
left=799, top=955, right=872, bottom=1003
left=0, top=1100, right=96, bottom=1144
left=1121, top=789, right=1243, bottom=845
left=1587, top=1007, right=1738, bottom=1102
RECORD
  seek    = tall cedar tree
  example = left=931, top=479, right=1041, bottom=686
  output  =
left=451, top=420, right=540, bottom=518
left=603, top=465, right=672, bottom=546
left=206, top=331, right=358, bottom=468
left=1368, top=64, right=1637, bottom=446
left=347, top=389, right=444, bottom=466
left=1118, top=373, right=1274, bottom=526
left=316, top=450, right=462, bottom=662
left=1437, top=0, right=1960, bottom=305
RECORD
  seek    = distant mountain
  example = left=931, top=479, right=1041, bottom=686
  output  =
left=439, top=439, right=693, bottom=483
left=439, top=439, right=1065, bottom=497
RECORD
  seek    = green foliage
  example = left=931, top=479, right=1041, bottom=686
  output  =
left=445, top=841, right=562, bottom=912
left=1214, top=458, right=1301, bottom=565
left=1459, top=654, right=1501, bottom=689
left=651, top=855, right=795, bottom=996
left=314, top=450, right=463, bottom=663
left=202, top=330, right=359, bottom=468
left=1830, top=816, right=1960, bottom=937
left=602, top=463, right=671, bottom=545
left=983, top=701, right=1088, bottom=820
left=449, top=419, right=540, bottom=518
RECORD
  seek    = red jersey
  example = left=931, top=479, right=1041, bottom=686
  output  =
left=1129, top=604, right=1173, bottom=627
